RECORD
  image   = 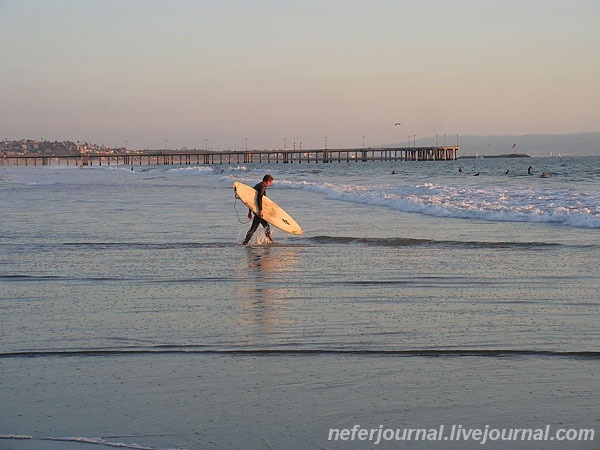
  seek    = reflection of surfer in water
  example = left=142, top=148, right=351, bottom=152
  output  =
left=243, top=174, right=274, bottom=245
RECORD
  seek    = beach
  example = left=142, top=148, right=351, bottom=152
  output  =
left=1, top=156, right=598, bottom=449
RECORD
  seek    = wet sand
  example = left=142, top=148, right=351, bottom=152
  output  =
left=2, top=353, right=597, bottom=449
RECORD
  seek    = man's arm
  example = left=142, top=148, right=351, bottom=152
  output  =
left=256, top=193, right=264, bottom=211
left=255, top=183, right=267, bottom=214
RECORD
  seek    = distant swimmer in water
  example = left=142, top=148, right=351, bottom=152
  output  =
left=458, top=166, right=463, bottom=173
left=505, top=169, right=510, bottom=174
left=540, top=172, right=550, bottom=178
left=528, top=166, right=532, bottom=175
left=391, top=170, right=397, bottom=174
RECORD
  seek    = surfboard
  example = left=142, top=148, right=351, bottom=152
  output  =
left=233, top=181, right=303, bottom=235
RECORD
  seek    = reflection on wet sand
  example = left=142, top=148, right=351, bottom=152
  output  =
left=235, top=244, right=303, bottom=335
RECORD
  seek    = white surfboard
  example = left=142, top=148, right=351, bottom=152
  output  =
left=233, top=181, right=303, bottom=235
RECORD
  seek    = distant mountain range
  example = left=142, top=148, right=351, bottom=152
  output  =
left=404, top=132, right=600, bottom=157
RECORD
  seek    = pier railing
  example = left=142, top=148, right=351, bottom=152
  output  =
left=2, top=146, right=459, bottom=167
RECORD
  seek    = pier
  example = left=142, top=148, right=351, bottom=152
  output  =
left=2, top=146, right=459, bottom=167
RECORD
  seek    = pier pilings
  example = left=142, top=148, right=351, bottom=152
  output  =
left=2, top=146, right=459, bottom=167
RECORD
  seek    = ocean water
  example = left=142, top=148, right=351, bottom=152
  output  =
left=1, top=156, right=598, bottom=449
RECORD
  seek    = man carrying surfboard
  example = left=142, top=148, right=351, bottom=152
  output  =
left=233, top=176, right=303, bottom=241
left=242, top=174, right=274, bottom=245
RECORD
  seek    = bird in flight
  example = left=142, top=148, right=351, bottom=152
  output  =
left=394, top=122, right=403, bottom=126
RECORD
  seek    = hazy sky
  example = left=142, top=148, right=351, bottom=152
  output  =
left=2, top=0, right=599, bottom=150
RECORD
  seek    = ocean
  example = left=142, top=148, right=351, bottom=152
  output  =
left=1, top=155, right=598, bottom=449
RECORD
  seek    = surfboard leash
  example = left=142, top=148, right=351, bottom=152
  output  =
left=233, top=196, right=252, bottom=224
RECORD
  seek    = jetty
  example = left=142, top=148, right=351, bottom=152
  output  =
left=2, top=146, right=459, bottom=167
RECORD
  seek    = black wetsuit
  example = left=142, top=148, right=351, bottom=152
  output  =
left=242, top=182, right=271, bottom=244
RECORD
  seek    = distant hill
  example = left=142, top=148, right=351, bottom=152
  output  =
left=401, top=132, right=600, bottom=157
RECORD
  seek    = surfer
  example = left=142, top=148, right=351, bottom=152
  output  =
left=242, top=174, right=274, bottom=245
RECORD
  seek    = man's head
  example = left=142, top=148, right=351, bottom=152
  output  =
left=263, top=174, right=274, bottom=186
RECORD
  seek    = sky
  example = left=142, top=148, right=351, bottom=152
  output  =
left=1, top=0, right=599, bottom=151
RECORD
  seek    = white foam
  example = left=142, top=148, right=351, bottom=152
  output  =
left=47, top=436, right=155, bottom=449
left=286, top=180, right=600, bottom=228
left=0, top=434, right=177, bottom=449
left=0, top=434, right=33, bottom=439
left=164, top=166, right=214, bottom=175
